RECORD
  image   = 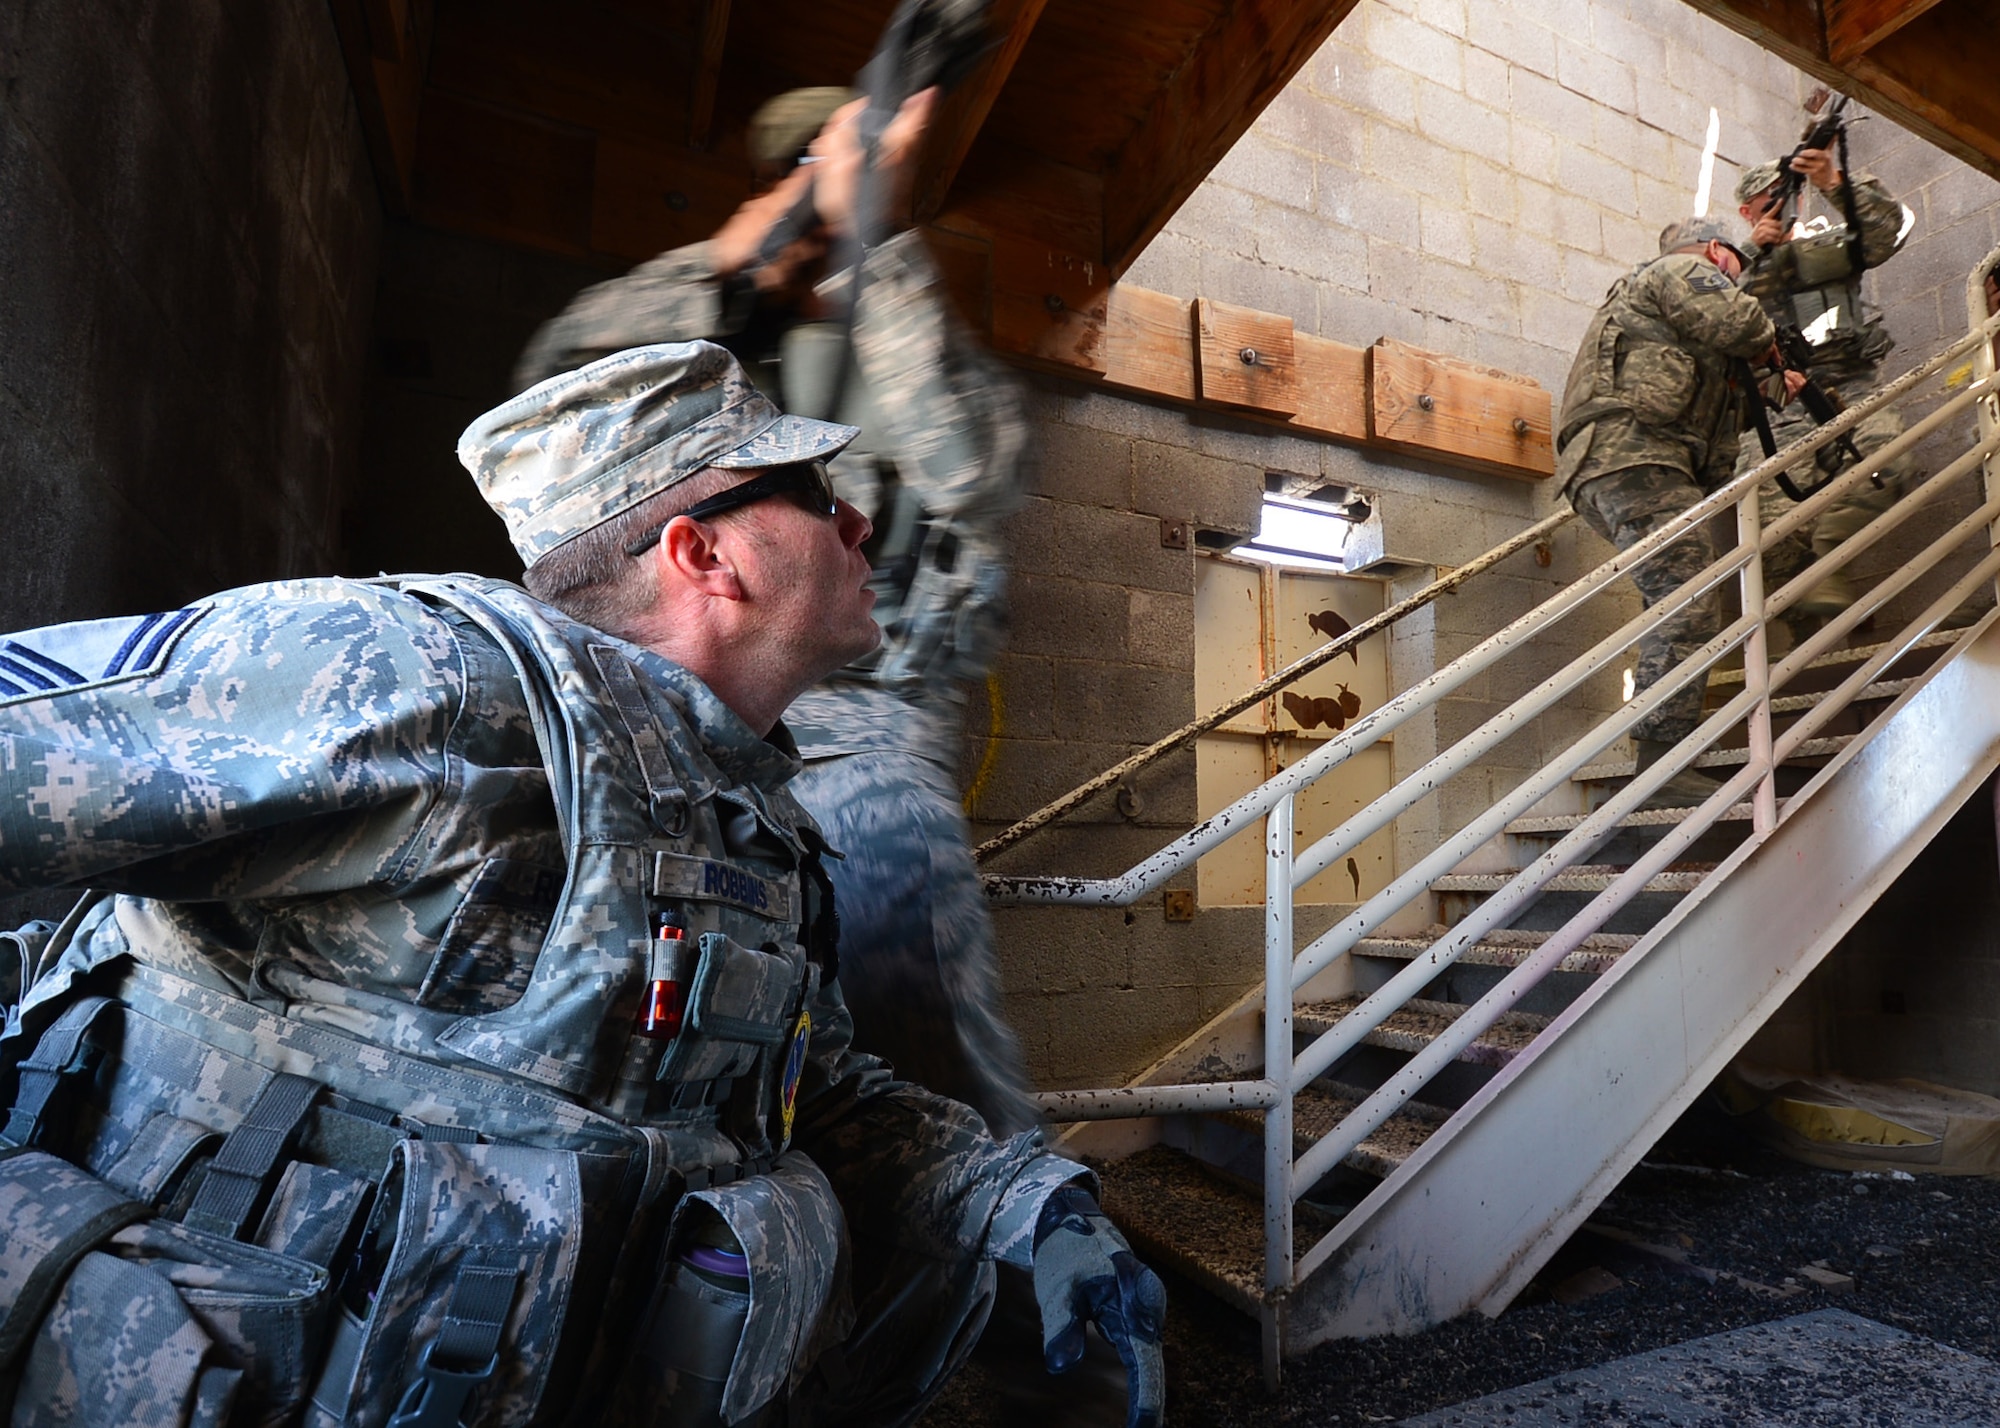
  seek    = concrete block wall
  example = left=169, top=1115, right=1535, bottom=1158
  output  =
left=0, top=0, right=379, bottom=632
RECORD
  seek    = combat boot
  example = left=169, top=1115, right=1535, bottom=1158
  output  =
left=1632, top=737, right=1726, bottom=810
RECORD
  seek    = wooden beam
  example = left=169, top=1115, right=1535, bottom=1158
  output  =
left=1676, top=0, right=2000, bottom=182
left=1823, top=0, right=1946, bottom=65
left=1367, top=340, right=1554, bottom=481
left=914, top=0, right=1052, bottom=222
left=326, top=0, right=435, bottom=215
left=1101, top=0, right=1361, bottom=273
left=688, top=0, right=732, bottom=150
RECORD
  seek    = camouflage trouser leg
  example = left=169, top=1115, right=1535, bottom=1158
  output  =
left=1735, top=398, right=1914, bottom=594
left=790, top=749, right=1040, bottom=1140
left=1571, top=465, right=1720, bottom=746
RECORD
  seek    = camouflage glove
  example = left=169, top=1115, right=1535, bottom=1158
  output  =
left=1031, top=1183, right=1167, bottom=1428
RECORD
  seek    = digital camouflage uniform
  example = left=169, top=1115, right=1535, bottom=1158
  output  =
left=1557, top=244, right=1776, bottom=744
left=1733, top=169, right=1913, bottom=598
left=517, top=228, right=1039, bottom=1143
left=0, top=343, right=1138, bottom=1428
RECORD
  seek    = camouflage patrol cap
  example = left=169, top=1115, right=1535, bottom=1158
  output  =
left=1658, top=215, right=1747, bottom=262
left=749, top=87, right=860, bottom=174
left=1734, top=161, right=1785, bottom=205
left=460, top=340, right=859, bottom=565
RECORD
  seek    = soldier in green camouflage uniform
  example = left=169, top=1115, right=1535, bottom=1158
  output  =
left=1731, top=148, right=1915, bottom=617
left=0, top=338, right=1165, bottom=1426
left=1557, top=217, right=1779, bottom=804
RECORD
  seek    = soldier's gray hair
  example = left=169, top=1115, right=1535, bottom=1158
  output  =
left=524, top=466, right=740, bottom=636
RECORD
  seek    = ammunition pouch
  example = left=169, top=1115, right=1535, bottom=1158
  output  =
left=1616, top=339, right=1698, bottom=427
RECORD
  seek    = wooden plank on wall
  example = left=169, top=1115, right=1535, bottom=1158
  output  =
left=1192, top=299, right=1298, bottom=415
left=945, top=229, right=1545, bottom=479
left=328, top=0, right=434, bottom=214
left=1103, top=286, right=1194, bottom=401
left=1367, top=339, right=1553, bottom=480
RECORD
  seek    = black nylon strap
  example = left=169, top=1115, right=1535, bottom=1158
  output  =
left=387, top=1262, right=521, bottom=1428
left=1, top=995, right=116, bottom=1150
left=0, top=1190, right=150, bottom=1373
left=182, top=1072, right=321, bottom=1240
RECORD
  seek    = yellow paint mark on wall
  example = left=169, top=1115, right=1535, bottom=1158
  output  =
left=962, top=669, right=1006, bottom=816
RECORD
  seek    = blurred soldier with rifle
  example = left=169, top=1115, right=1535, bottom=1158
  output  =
left=516, top=3, right=1157, bottom=1424
left=1731, top=91, right=1917, bottom=630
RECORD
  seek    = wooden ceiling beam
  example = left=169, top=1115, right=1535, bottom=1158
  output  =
left=1823, top=0, right=1947, bottom=65
left=327, top=0, right=436, bottom=215
left=1101, top=0, right=1361, bottom=274
left=914, top=0, right=1052, bottom=222
left=688, top=0, right=733, bottom=150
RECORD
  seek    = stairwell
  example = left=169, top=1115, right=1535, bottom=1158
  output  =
left=983, top=252, right=2000, bottom=1379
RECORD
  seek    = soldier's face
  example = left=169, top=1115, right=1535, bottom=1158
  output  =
left=729, top=488, right=881, bottom=675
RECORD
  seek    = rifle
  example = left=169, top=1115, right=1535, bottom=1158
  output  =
left=1738, top=328, right=1865, bottom=503
left=1760, top=90, right=1851, bottom=221
left=750, top=0, right=994, bottom=274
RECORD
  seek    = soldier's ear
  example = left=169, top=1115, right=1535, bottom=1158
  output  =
left=657, top=515, right=748, bottom=602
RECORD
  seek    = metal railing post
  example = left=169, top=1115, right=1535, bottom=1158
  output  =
left=1262, top=793, right=1295, bottom=1391
left=1738, top=484, right=1779, bottom=834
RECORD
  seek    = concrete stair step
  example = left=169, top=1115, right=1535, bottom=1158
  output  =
left=1506, top=802, right=1765, bottom=836
left=1215, top=1082, right=1449, bottom=1180
left=1763, top=676, right=1916, bottom=715
left=1293, top=995, right=1550, bottom=1068
left=1573, top=735, right=1850, bottom=783
left=1706, top=628, right=1958, bottom=691
left=1356, top=924, right=1638, bottom=977
left=1097, top=1144, right=1298, bottom=1313
left=1428, top=864, right=1715, bottom=896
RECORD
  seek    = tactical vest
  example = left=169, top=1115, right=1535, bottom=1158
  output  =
left=1751, top=223, right=1894, bottom=391
left=0, top=577, right=842, bottom=1428
left=1558, top=257, right=1742, bottom=485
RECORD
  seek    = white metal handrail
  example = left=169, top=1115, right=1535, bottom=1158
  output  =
left=1013, top=248, right=2000, bottom=1363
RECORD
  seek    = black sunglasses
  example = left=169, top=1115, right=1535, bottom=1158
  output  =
left=625, top=462, right=838, bottom=557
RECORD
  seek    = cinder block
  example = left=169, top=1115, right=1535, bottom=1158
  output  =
left=1132, top=442, right=1264, bottom=531
left=1473, top=216, right=1543, bottom=283
left=1320, top=177, right=1421, bottom=251
left=1413, top=0, right=1467, bottom=40
left=1255, top=87, right=1365, bottom=173
left=1418, top=251, right=1521, bottom=334
left=1365, top=121, right=1463, bottom=206
left=1208, top=132, right=1317, bottom=209
left=1521, top=286, right=1596, bottom=352
left=1467, top=7, right=1556, bottom=79
left=1054, top=659, right=1197, bottom=745
left=1128, top=588, right=1196, bottom=671
left=1561, top=247, right=1628, bottom=305
left=1554, top=192, right=1606, bottom=253
left=1415, top=80, right=1505, bottom=153
left=1196, top=248, right=1316, bottom=327
left=1510, top=68, right=1596, bottom=145
left=1033, top=424, right=1134, bottom=508
left=1590, top=7, right=1667, bottom=75
left=1252, top=197, right=1369, bottom=287
left=1419, top=201, right=1475, bottom=266
left=1118, top=231, right=1201, bottom=301
left=1467, top=158, right=1517, bottom=225
left=1463, top=46, right=1509, bottom=111
left=1005, top=573, right=1130, bottom=662
left=1367, top=8, right=1465, bottom=91
left=1049, top=504, right=1194, bottom=594
left=1557, top=142, right=1639, bottom=216
left=1318, top=283, right=1428, bottom=348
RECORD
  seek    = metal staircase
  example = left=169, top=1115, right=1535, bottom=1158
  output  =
left=982, top=250, right=2000, bottom=1381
